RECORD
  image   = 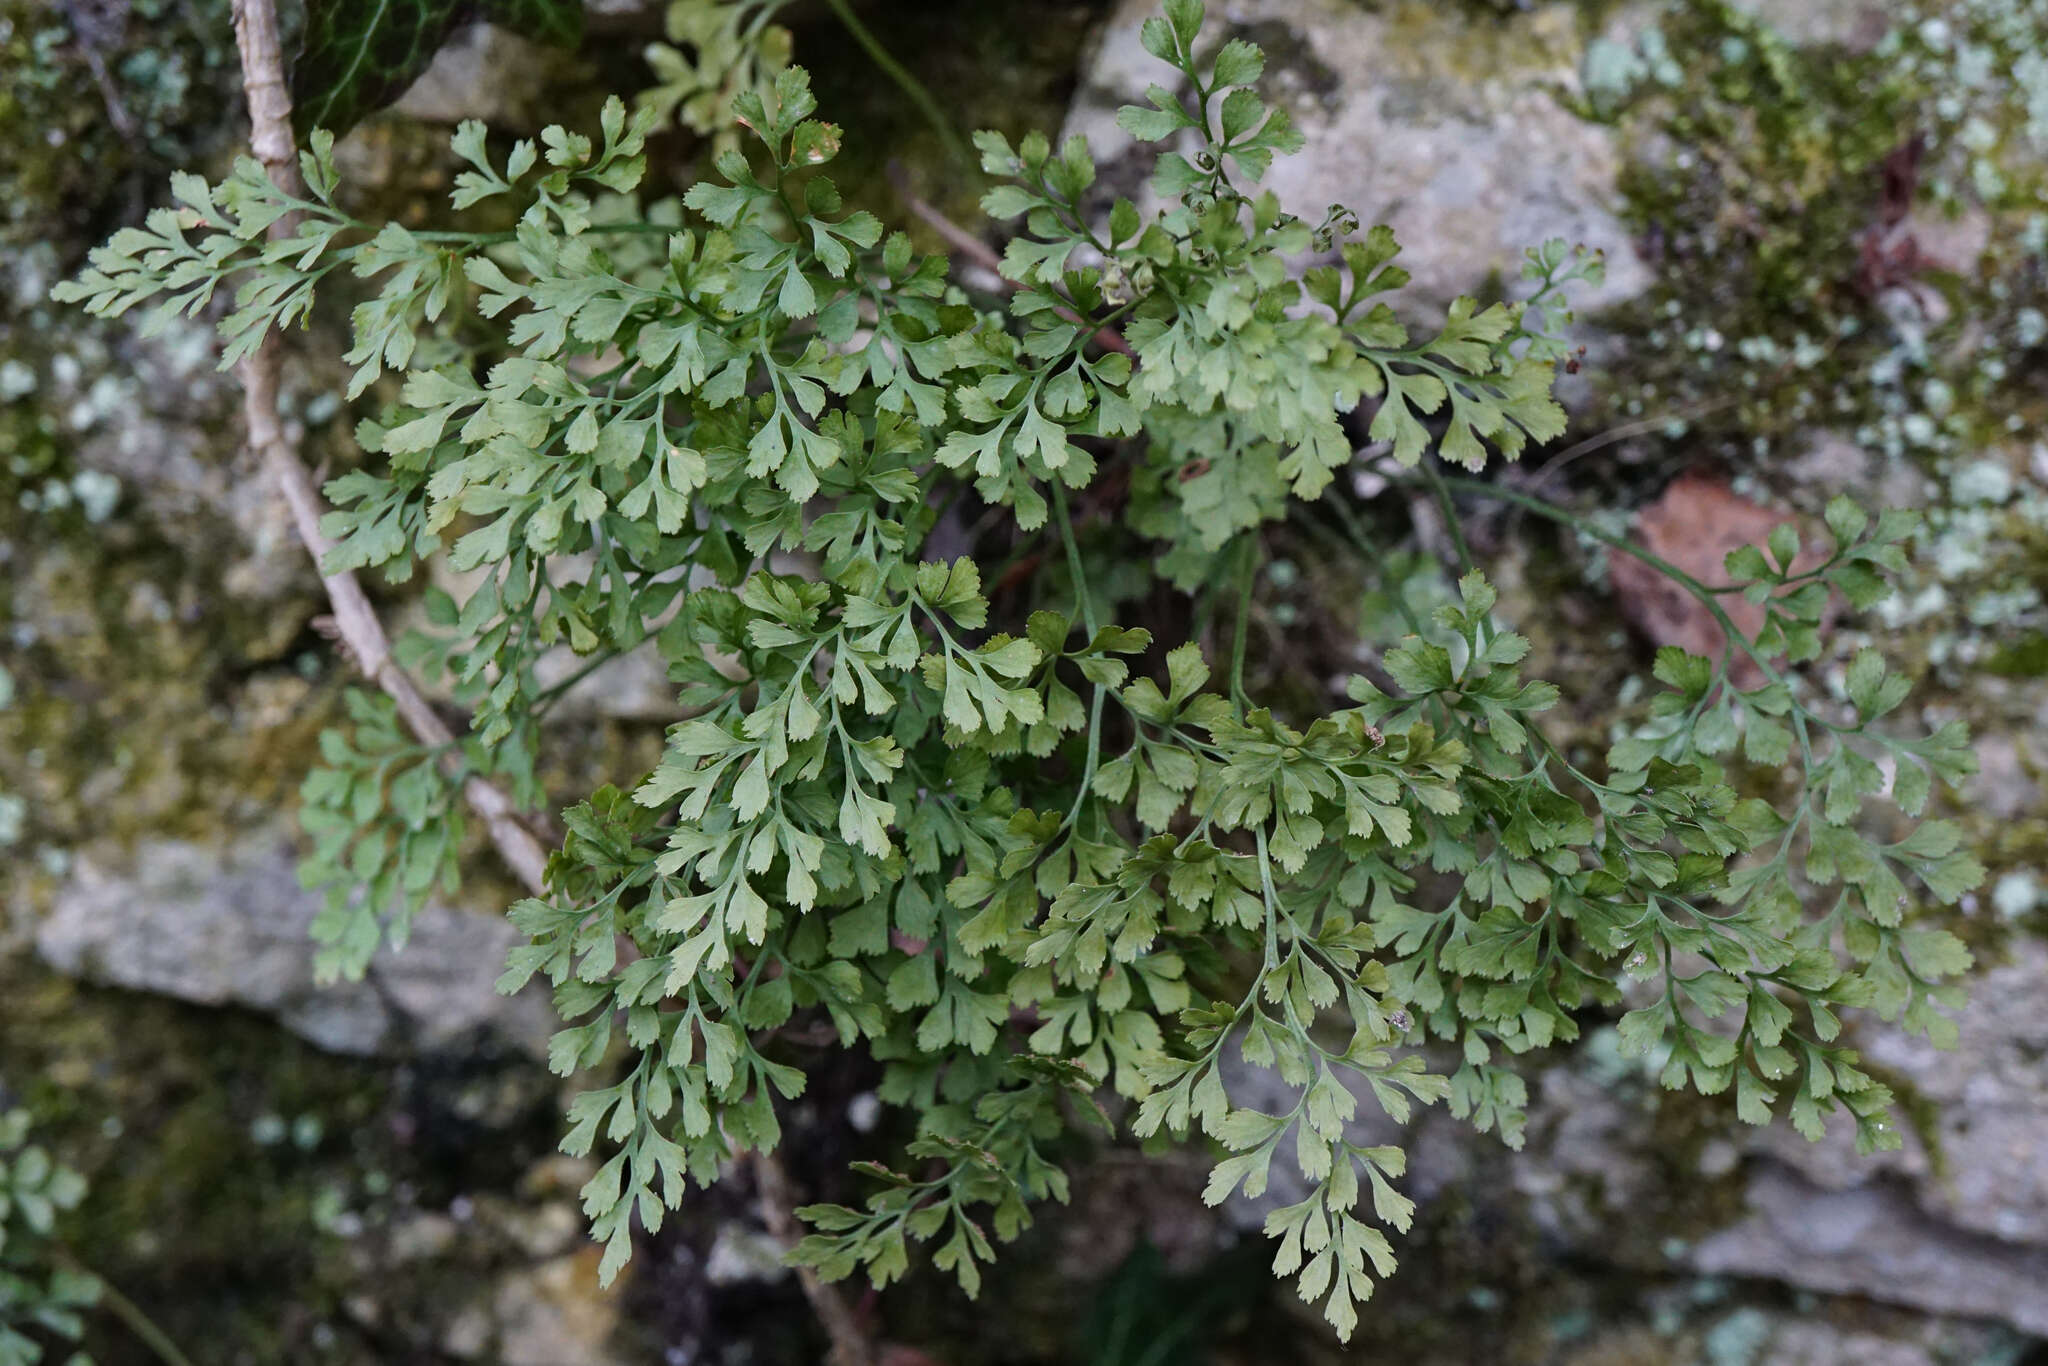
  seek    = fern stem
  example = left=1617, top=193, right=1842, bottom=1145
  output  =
left=1434, top=471, right=1826, bottom=768
left=228, top=0, right=552, bottom=895
left=1054, top=482, right=1106, bottom=832
left=1319, top=496, right=1430, bottom=641
left=1420, top=461, right=1475, bottom=574
left=1229, top=532, right=1259, bottom=712
left=1051, top=483, right=1097, bottom=639
left=821, top=0, right=971, bottom=169
left=533, top=648, right=622, bottom=716
left=1430, top=475, right=1793, bottom=691
left=55, top=1254, right=194, bottom=1366
left=101, top=1280, right=195, bottom=1366
left=753, top=1148, right=875, bottom=1366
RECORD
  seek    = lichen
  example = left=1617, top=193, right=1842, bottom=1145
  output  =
left=1559, top=0, right=2048, bottom=959
left=0, top=0, right=239, bottom=250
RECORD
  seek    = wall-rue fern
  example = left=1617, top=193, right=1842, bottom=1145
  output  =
left=57, top=0, right=1983, bottom=1341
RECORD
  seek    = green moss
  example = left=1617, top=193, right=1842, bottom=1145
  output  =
left=0, top=960, right=565, bottom=1366
left=1582, top=0, right=2048, bottom=481
left=0, top=0, right=239, bottom=251
left=1586, top=1, right=1916, bottom=452
left=0, top=516, right=330, bottom=870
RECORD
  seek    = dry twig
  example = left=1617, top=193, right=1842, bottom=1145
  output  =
left=754, top=1147, right=876, bottom=1366
left=227, top=0, right=549, bottom=898
left=221, top=10, right=876, bottom=1364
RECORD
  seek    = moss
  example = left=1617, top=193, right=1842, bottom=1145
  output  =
left=1580, top=0, right=2047, bottom=485
left=1585, top=1, right=1918, bottom=457
left=0, top=0, right=239, bottom=252
left=0, top=511, right=332, bottom=881
left=1563, top=0, right=2048, bottom=970
left=0, top=958, right=566, bottom=1366
left=1376, top=0, right=1590, bottom=84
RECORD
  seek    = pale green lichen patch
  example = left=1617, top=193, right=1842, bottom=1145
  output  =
left=0, top=0, right=239, bottom=248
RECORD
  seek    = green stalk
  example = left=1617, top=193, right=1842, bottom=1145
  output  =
left=820, top=0, right=972, bottom=169
left=1051, top=483, right=1099, bottom=639
left=1418, top=461, right=1475, bottom=575
left=55, top=1253, right=195, bottom=1366
left=1319, top=495, right=1429, bottom=641
left=1430, top=474, right=1792, bottom=690
left=1053, top=483, right=1105, bottom=834
left=533, top=649, right=621, bottom=716
left=1229, top=533, right=1259, bottom=713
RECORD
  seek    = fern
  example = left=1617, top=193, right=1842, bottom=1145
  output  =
left=56, top=0, right=1982, bottom=1340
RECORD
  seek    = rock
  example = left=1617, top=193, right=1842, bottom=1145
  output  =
left=1724, top=940, right=2048, bottom=1249
left=482, top=1197, right=585, bottom=1260
left=440, top=1301, right=495, bottom=1360
left=421, top=557, right=694, bottom=723
left=582, top=0, right=663, bottom=21
left=491, top=1248, right=628, bottom=1366
left=1059, top=1147, right=1219, bottom=1279
left=1965, top=735, right=2040, bottom=824
left=1206, top=939, right=2048, bottom=1338
left=387, top=1212, right=463, bottom=1263
left=1741, top=1317, right=2000, bottom=1366
left=32, top=306, right=309, bottom=608
left=33, top=827, right=554, bottom=1058
left=1721, top=0, right=1891, bottom=49
left=703, top=1222, right=793, bottom=1286
left=1691, top=1166, right=2048, bottom=1337
left=1509, top=1059, right=1662, bottom=1249
left=1783, top=431, right=1933, bottom=512
left=1063, top=0, right=1653, bottom=316
left=531, top=639, right=683, bottom=723
left=1559, top=1301, right=2024, bottom=1365
left=393, top=23, right=585, bottom=130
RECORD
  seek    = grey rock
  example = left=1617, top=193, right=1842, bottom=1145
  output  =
left=440, top=1301, right=495, bottom=1360
left=1692, top=1165, right=2048, bottom=1337
left=1966, top=735, right=2041, bottom=824
left=37, top=307, right=307, bottom=605
left=1064, top=0, right=1653, bottom=316
left=703, top=1222, right=793, bottom=1286
left=1783, top=431, right=1935, bottom=512
left=420, top=557, right=695, bottom=724
left=387, top=1213, right=463, bottom=1263
left=1510, top=1059, right=1662, bottom=1247
left=1722, top=0, right=1891, bottom=48
left=491, top=1253, right=628, bottom=1366
left=530, top=639, right=683, bottom=723
left=393, top=23, right=581, bottom=131
left=1737, top=941, right=2048, bottom=1249
left=1559, top=1304, right=2026, bottom=1366
left=1677, top=942, right=2048, bottom=1336
left=34, top=828, right=554, bottom=1058
left=1208, top=940, right=2048, bottom=1337
left=481, top=1198, right=585, bottom=1260
left=1709, top=1306, right=2019, bottom=1366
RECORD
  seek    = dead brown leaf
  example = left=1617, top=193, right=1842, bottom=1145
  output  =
left=1608, top=471, right=1824, bottom=688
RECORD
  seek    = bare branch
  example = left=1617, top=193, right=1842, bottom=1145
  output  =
left=227, top=0, right=548, bottom=898
left=222, top=16, right=876, bottom=1366
left=753, top=1148, right=876, bottom=1366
